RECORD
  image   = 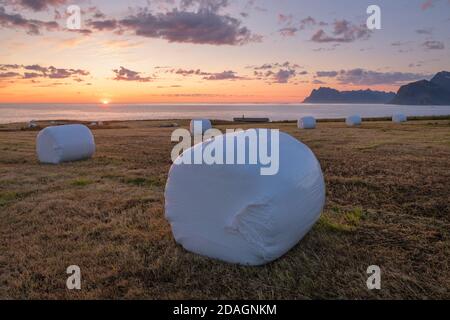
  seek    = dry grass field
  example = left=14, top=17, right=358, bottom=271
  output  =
left=0, top=118, right=449, bottom=299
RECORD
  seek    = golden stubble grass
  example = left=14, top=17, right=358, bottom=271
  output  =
left=0, top=119, right=449, bottom=299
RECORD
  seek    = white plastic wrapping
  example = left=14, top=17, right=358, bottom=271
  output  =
left=165, top=130, right=326, bottom=265
left=190, top=119, right=212, bottom=136
left=346, top=115, right=362, bottom=127
left=298, top=116, right=316, bottom=129
left=36, top=124, right=96, bottom=164
left=392, top=113, right=407, bottom=123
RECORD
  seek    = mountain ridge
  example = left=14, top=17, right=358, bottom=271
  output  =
left=390, top=71, right=450, bottom=105
left=303, top=87, right=396, bottom=104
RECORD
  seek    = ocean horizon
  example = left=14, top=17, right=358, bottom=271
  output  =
left=1, top=103, right=450, bottom=124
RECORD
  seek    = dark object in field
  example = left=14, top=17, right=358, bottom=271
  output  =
left=233, top=116, right=270, bottom=123
left=159, top=123, right=179, bottom=128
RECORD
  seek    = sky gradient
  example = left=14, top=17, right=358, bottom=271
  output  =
left=0, top=0, right=449, bottom=103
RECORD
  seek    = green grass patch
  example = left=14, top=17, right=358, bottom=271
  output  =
left=316, top=207, right=365, bottom=233
left=126, top=177, right=163, bottom=187
left=0, top=191, right=19, bottom=206
left=316, top=215, right=353, bottom=232
left=344, top=207, right=364, bottom=226
left=71, top=178, right=94, bottom=187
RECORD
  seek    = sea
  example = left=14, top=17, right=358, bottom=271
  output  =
left=1, top=103, right=450, bottom=124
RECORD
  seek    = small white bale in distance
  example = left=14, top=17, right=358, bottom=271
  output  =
left=190, top=119, right=212, bottom=136
left=392, top=113, right=407, bottom=123
left=346, top=115, right=362, bottom=127
left=28, top=120, right=37, bottom=128
left=298, top=116, right=317, bottom=129
left=36, top=124, right=95, bottom=164
left=165, top=130, right=326, bottom=265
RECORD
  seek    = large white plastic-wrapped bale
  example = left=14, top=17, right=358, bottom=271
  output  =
left=346, top=115, right=362, bottom=127
left=190, top=119, right=212, bottom=136
left=165, top=129, right=326, bottom=265
left=298, top=116, right=316, bottom=129
left=392, top=113, right=407, bottom=123
left=36, top=124, right=95, bottom=164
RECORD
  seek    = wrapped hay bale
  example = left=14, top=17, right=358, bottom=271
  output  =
left=28, top=120, right=37, bottom=128
left=36, top=124, right=95, bottom=164
left=298, top=116, right=316, bottom=129
left=190, top=119, right=212, bottom=136
left=346, top=115, right=362, bottom=127
left=165, top=130, right=325, bottom=265
left=392, top=113, right=407, bottom=123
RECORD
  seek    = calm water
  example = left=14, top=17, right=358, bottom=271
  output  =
left=1, top=103, right=450, bottom=124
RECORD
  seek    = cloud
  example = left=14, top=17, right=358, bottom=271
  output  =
left=118, top=9, right=257, bottom=45
left=179, top=0, right=230, bottom=13
left=3, top=0, right=69, bottom=11
left=249, top=62, right=304, bottom=84
left=273, top=69, right=296, bottom=83
left=316, top=71, right=338, bottom=77
left=203, top=70, right=242, bottom=80
left=331, top=69, right=429, bottom=85
left=278, top=14, right=293, bottom=25
left=312, top=79, right=326, bottom=85
left=416, top=28, right=433, bottom=35
left=1, top=2, right=258, bottom=46
left=250, top=62, right=301, bottom=70
left=0, top=6, right=59, bottom=35
left=391, top=41, right=411, bottom=47
left=277, top=15, right=322, bottom=37
left=170, top=68, right=246, bottom=80
left=421, top=0, right=435, bottom=10
left=422, top=40, right=445, bottom=50
left=172, top=68, right=211, bottom=76
left=87, top=19, right=118, bottom=31
left=0, top=71, right=21, bottom=78
left=0, top=64, right=21, bottom=70
left=23, top=72, right=41, bottom=78
left=0, top=63, right=90, bottom=80
left=24, top=64, right=48, bottom=73
left=279, top=27, right=298, bottom=37
left=46, top=66, right=89, bottom=79
left=112, top=66, right=152, bottom=82
left=311, top=20, right=371, bottom=43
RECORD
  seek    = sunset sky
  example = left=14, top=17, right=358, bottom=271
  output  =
left=0, top=0, right=449, bottom=103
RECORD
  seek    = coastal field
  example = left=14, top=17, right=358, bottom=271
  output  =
left=0, top=118, right=449, bottom=299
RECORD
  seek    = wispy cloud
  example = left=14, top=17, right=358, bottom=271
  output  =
left=422, top=40, right=445, bottom=50
left=317, top=68, right=430, bottom=85
left=250, top=62, right=305, bottom=83
left=3, top=0, right=69, bottom=11
left=112, top=66, right=153, bottom=82
left=311, top=20, right=371, bottom=43
left=0, top=6, right=59, bottom=35
left=169, top=68, right=246, bottom=80
left=0, top=63, right=89, bottom=81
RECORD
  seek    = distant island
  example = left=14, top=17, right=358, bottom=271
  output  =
left=304, top=71, right=450, bottom=105
left=303, top=87, right=396, bottom=104
left=391, top=71, right=450, bottom=105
